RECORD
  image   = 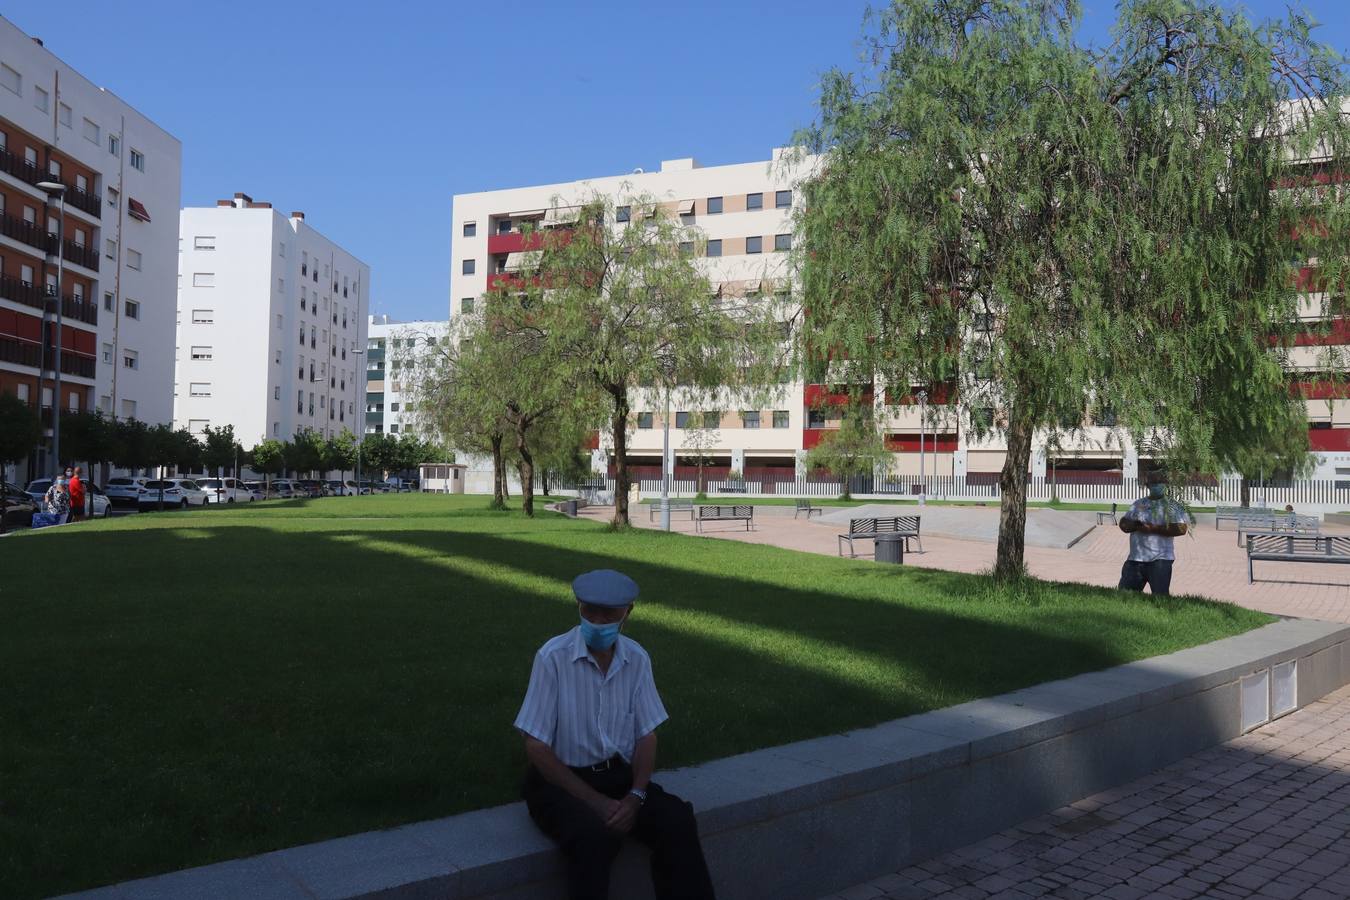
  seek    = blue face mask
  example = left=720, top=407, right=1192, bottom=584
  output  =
left=579, top=615, right=624, bottom=650
left=1149, top=484, right=1166, bottom=499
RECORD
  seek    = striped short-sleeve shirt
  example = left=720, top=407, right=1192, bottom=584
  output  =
left=514, top=626, right=669, bottom=767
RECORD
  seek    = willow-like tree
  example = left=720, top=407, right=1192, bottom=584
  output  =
left=794, top=0, right=1350, bottom=578
left=500, top=195, right=783, bottom=526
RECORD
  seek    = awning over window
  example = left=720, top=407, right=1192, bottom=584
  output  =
left=676, top=199, right=695, bottom=215
left=127, top=198, right=151, bottom=222
left=542, top=206, right=579, bottom=227
left=509, top=208, right=544, bottom=219
left=503, top=252, right=528, bottom=273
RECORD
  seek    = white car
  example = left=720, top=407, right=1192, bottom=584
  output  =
left=197, top=477, right=255, bottom=503
left=104, top=476, right=151, bottom=507
left=269, top=479, right=301, bottom=499
left=137, top=478, right=210, bottom=510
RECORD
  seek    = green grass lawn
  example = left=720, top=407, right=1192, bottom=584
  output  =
left=0, top=495, right=1269, bottom=897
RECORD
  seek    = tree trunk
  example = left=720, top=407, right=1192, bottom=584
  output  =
left=610, top=387, right=631, bottom=527
left=516, top=421, right=535, bottom=517
left=541, top=467, right=551, bottom=498
left=995, top=413, right=1034, bottom=579
left=490, top=434, right=506, bottom=509
left=1239, top=478, right=1251, bottom=508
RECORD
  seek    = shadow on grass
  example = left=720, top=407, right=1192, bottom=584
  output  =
left=0, top=510, right=1267, bottom=898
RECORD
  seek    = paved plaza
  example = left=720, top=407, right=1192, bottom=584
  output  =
left=595, top=504, right=1350, bottom=623
left=819, top=684, right=1350, bottom=900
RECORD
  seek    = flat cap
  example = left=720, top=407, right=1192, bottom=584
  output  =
left=572, top=569, right=639, bottom=607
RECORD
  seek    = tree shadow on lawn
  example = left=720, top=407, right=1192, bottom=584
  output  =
left=0, top=519, right=1264, bottom=898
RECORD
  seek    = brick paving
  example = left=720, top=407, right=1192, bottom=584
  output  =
left=817, top=685, right=1350, bottom=900
left=588, top=506, right=1350, bottom=623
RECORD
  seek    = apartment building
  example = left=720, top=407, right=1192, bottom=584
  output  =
left=365, top=314, right=448, bottom=436
left=174, top=195, right=369, bottom=448
left=0, top=18, right=181, bottom=481
left=450, top=147, right=1350, bottom=486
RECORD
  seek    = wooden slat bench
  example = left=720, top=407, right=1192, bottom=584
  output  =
left=1235, top=513, right=1319, bottom=546
left=647, top=500, right=695, bottom=521
left=695, top=505, right=754, bottom=532
left=794, top=498, right=823, bottom=519
left=1246, top=534, right=1350, bottom=584
left=1215, top=506, right=1251, bottom=530
left=838, top=516, right=922, bottom=557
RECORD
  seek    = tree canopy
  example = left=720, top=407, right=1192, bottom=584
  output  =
left=794, top=0, right=1350, bottom=576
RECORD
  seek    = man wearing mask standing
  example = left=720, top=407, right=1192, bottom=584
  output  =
left=1118, top=472, right=1190, bottom=596
left=515, top=569, right=716, bottom=900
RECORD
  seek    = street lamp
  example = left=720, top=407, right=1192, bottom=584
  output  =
left=352, top=348, right=365, bottom=495
left=917, top=389, right=928, bottom=507
left=37, top=181, right=67, bottom=476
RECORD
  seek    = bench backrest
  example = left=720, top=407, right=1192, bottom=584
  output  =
left=847, top=516, right=920, bottom=535
left=698, top=505, right=753, bottom=518
left=795, top=498, right=812, bottom=508
left=1247, top=534, right=1350, bottom=557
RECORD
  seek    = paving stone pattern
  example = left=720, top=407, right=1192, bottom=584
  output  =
left=819, top=685, right=1350, bottom=900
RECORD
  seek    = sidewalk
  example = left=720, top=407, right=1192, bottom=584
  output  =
left=584, top=506, right=1350, bottom=623
left=819, top=683, right=1350, bottom=900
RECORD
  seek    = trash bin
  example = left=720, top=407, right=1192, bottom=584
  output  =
left=561, top=500, right=578, bottom=518
left=874, top=533, right=905, bottom=564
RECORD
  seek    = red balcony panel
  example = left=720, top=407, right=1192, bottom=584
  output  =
left=64, top=325, right=97, bottom=355
left=1292, top=318, right=1350, bottom=347
left=1291, top=379, right=1350, bottom=400
left=803, top=383, right=873, bottom=407
left=1309, top=427, right=1350, bottom=452
left=801, top=428, right=827, bottom=449
left=487, top=231, right=545, bottom=255
left=12, top=310, right=42, bottom=341
left=886, top=381, right=957, bottom=405
left=885, top=433, right=960, bottom=452
left=584, top=430, right=599, bottom=451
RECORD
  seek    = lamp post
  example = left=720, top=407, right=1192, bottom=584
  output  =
left=352, top=348, right=365, bottom=495
left=917, top=389, right=928, bottom=507
left=37, top=181, right=67, bottom=475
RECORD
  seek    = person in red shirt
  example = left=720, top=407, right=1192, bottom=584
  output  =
left=68, top=466, right=86, bottom=522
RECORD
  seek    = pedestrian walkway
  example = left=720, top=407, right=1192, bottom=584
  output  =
left=820, top=684, right=1350, bottom=900
left=586, top=505, right=1350, bottom=623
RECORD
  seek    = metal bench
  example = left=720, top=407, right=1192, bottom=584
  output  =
left=695, top=505, right=754, bottom=532
left=648, top=500, right=695, bottom=521
left=1096, top=502, right=1118, bottom=526
left=838, top=516, right=922, bottom=557
left=794, top=498, right=823, bottom=519
left=1235, top=513, right=1319, bottom=546
left=1246, top=534, right=1350, bottom=583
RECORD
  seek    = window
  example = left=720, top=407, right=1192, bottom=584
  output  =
left=277, top=278, right=285, bottom=293
left=100, top=395, right=111, bottom=413
left=746, top=192, right=763, bottom=210
left=102, top=343, right=113, bottom=364
left=278, top=242, right=286, bottom=257
left=105, top=239, right=117, bottom=259
left=59, top=103, right=72, bottom=128
left=107, top=187, right=118, bottom=210
left=460, top=297, right=475, bottom=315
left=807, top=410, right=828, bottom=429
left=774, top=233, right=792, bottom=252
left=706, top=239, right=722, bottom=257
left=34, top=85, right=48, bottom=112
left=703, top=411, right=720, bottom=429
left=390, top=402, right=400, bottom=412
left=192, top=309, right=214, bottom=324
left=675, top=411, right=690, bottom=428
left=192, top=272, right=215, bottom=288
left=775, top=190, right=792, bottom=209
left=272, top=386, right=280, bottom=401
left=188, top=235, right=216, bottom=252
left=0, top=63, right=18, bottom=95
left=275, top=350, right=281, bottom=364
left=462, top=259, right=475, bottom=275
left=773, top=410, right=790, bottom=429
left=707, top=196, right=723, bottom=214
left=127, top=249, right=142, bottom=270
left=123, top=350, right=139, bottom=370
left=122, top=399, right=137, bottom=419
left=741, top=410, right=761, bottom=429
left=83, top=118, right=99, bottom=144
left=124, top=299, right=140, bottom=319
left=616, top=206, right=631, bottom=223
left=103, top=292, right=114, bottom=312
left=108, top=134, right=120, bottom=157
left=390, top=424, right=400, bottom=434
left=971, top=408, right=995, bottom=430
left=635, top=412, right=653, bottom=429
left=679, top=241, right=694, bottom=256
left=189, top=383, right=211, bottom=397
left=746, top=236, right=763, bottom=254
left=190, top=345, right=212, bottom=360
left=189, top=419, right=209, bottom=433
left=129, top=149, right=145, bottom=172
left=463, top=221, right=476, bottom=237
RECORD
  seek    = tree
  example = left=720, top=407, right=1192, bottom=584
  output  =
left=323, top=431, right=358, bottom=482
left=0, top=393, right=40, bottom=534
left=111, top=418, right=149, bottom=476
left=170, top=427, right=203, bottom=474
left=794, top=0, right=1350, bottom=577
left=803, top=407, right=891, bottom=500
left=500, top=194, right=782, bottom=526
left=680, top=415, right=721, bottom=496
left=145, top=424, right=178, bottom=510
left=286, top=430, right=324, bottom=477
left=251, top=439, right=286, bottom=492
left=202, top=425, right=240, bottom=480
left=60, top=410, right=116, bottom=476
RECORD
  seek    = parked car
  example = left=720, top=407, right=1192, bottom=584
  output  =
left=327, top=479, right=360, bottom=496
left=1, top=482, right=38, bottom=530
left=197, top=477, right=255, bottom=503
left=242, top=481, right=267, bottom=500
left=268, top=479, right=301, bottom=499
left=104, top=476, right=151, bottom=507
left=23, top=479, right=112, bottom=518
left=137, top=478, right=210, bottom=510
left=296, top=479, right=328, bottom=498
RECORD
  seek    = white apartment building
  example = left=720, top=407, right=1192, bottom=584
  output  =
left=1, top=18, right=181, bottom=481
left=365, top=314, right=449, bottom=436
left=174, top=195, right=369, bottom=448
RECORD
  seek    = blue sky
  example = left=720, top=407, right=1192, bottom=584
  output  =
left=9, top=1, right=1348, bottom=322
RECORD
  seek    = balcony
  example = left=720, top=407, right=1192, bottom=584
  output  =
left=803, top=383, right=874, bottom=407
left=0, top=272, right=44, bottom=311
left=62, top=238, right=100, bottom=272
left=66, top=186, right=101, bottom=220
left=0, top=334, right=42, bottom=368
left=51, top=289, right=98, bottom=326
left=60, top=352, right=96, bottom=379
left=0, top=147, right=44, bottom=187
left=487, top=230, right=546, bottom=255
left=1, top=212, right=53, bottom=254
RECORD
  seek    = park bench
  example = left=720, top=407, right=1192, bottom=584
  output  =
left=1215, top=506, right=1250, bottom=530
left=648, top=500, right=695, bottom=521
left=1235, top=513, right=1319, bottom=546
left=838, top=516, right=922, bottom=558
left=695, top=505, right=754, bottom=532
left=794, top=498, right=823, bottom=520
left=1246, top=534, right=1350, bottom=584
left=1096, top=502, right=1119, bottom=526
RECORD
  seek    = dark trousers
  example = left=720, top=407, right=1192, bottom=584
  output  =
left=522, top=759, right=716, bottom=900
left=1118, top=559, right=1173, bottom=596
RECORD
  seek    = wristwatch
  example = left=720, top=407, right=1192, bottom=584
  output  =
left=628, top=788, right=647, bottom=805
